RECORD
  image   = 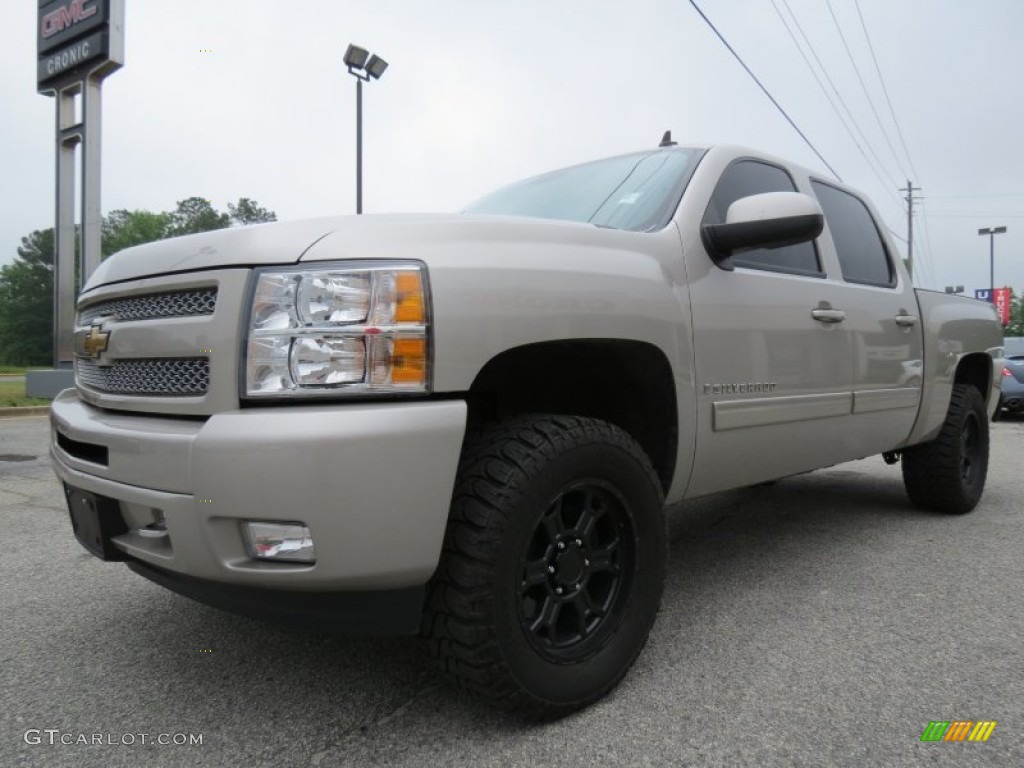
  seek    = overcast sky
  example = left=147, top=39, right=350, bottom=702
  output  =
left=2, top=0, right=1022, bottom=296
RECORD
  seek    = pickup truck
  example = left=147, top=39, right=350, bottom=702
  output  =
left=50, top=141, right=1003, bottom=718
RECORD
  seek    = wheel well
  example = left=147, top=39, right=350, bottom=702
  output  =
left=954, top=353, right=993, bottom=403
left=466, top=340, right=678, bottom=493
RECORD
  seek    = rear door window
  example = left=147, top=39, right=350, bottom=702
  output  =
left=812, top=181, right=895, bottom=286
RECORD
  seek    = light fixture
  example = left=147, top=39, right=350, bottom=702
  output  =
left=344, top=44, right=389, bottom=214
left=343, top=44, right=369, bottom=70
left=977, top=226, right=1007, bottom=301
left=365, top=54, right=389, bottom=80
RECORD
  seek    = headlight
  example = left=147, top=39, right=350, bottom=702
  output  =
left=243, top=262, right=430, bottom=397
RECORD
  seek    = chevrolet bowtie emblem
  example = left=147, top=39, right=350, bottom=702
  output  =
left=76, top=324, right=111, bottom=358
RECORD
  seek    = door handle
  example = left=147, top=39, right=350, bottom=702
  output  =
left=895, top=314, right=919, bottom=327
left=811, top=308, right=846, bottom=323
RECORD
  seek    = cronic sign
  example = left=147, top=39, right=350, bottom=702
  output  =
left=36, top=0, right=121, bottom=91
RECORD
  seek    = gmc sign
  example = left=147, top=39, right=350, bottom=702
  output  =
left=36, top=0, right=122, bottom=91
left=37, top=0, right=110, bottom=55
left=41, top=0, right=98, bottom=40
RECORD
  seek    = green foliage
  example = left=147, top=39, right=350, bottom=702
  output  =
left=0, top=230, right=55, bottom=365
left=102, top=209, right=173, bottom=257
left=165, top=197, right=231, bottom=238
left=1, top=196, right=277, bottom=365
left=228, top=197, right=277, bottom=226
left=1006, top=290, right=1024, bottom=337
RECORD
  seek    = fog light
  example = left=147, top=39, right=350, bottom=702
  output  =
left=243, top=522, right=315, bottom=563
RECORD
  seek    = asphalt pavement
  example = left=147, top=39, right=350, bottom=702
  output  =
left=1, top=413, right=1021, bottom=767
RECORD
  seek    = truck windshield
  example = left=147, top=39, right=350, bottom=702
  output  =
left=463, top=149, right=699, bottom=232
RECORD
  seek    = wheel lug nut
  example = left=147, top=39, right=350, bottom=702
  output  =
left=575, top=583, right=581, bottom=590
left=584, top=559, right=590, bottom=566
left=547, top=566, right=555, bottom=574
left=555, top=587, right=563, bottom=595
left=575, top=539, right=582, bottom=546
left=557, top=541, right=565, bottom=550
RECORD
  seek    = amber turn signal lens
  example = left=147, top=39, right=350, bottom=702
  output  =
left=390, top=338, right=426, bottom=384
left=395, top=271, right=425, bottom=323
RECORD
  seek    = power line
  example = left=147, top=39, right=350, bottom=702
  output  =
left=825, top=0, right=909, bottom=182
left=899, top=180, right=922, bottom=282
left=777, top=0, right=901, bottom=197
left=771, top=0, right=901, bottom=207
left=927, top=193, right=1024, bottom=200
left=853, top=0, right=921, bottom=184
left=686, top=0, right=842, bottom=179
left=916, top=198, right=938, bottom=289
left=923, top=213, right=1024, bottom=219
left=886, top=225, right=908, bottom=244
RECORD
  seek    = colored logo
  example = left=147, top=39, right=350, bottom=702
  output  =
left=41, top=0, right=98, bottom=39
left=920, top=720, right=996, bottom=742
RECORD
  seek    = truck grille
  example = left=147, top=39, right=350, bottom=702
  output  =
left=76, top=358, right=210, bottom=396
left=78, top=288, right=218, bottom=325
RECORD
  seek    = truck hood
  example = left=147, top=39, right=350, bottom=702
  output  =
left=84, top=217, right=344, bottom=289
left=84, top=213, right=649, bottom=290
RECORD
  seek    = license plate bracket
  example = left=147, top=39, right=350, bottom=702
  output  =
left=64, top=484, right=128, bottom=561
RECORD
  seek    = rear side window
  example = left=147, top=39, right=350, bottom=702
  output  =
left=703, top=160, right=821, bottom=275
left=812, top=181, right=894, bottom=286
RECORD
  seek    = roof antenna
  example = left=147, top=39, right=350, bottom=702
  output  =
left=659, top=130, right=677, bottom=147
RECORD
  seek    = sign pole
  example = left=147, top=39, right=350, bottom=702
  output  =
left=28, top=0, right=124, bottom=397
left=54, top=83, right=81, bottom=366
left=81, top=76, right=104, bottom=284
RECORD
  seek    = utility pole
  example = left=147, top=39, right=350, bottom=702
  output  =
left=898, top=180, right=921, bottom=281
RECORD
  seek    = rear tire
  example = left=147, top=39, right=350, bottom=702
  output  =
left=902, top=384, right=989, bottom=514
left=421, top=414, right=667, bottom=719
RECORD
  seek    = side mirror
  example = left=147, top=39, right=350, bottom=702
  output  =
left=702, top=191, right=824, bottom=268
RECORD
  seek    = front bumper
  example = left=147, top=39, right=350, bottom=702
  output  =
left=125, top=560, right=428, bottom=635
left=50, top=391, right=467, bottom=598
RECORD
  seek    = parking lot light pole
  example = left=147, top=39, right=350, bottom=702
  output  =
left=977, top=226, right=1007, bottom=300
left=344, top=44, right=388, bottom=215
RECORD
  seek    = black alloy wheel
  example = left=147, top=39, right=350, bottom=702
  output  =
left=902, top=384, right=989, bottom=514
left=959, top=411, right=981, bottom=486
left=421, top=414, right=667, bottom=719
left=518, top=480, right=635, bottom=662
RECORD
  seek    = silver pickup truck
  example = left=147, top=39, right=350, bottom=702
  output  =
left=50, top=142, right=1002, bottom=718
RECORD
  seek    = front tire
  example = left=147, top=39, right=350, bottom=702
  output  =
left=421, top=415, right=667, bottom=719
left=902, top=384, right=989, bottom=514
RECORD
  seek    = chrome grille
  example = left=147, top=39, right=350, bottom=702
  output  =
left=76, top=358, right=210, bottom=396
left=78, top=288, right=217, bottom=325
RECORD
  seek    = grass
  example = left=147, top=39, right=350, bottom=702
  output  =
left=0, top=380, right=51, bottom=407
left=0, top=366, right=50, bottom=375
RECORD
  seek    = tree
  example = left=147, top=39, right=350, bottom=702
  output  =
left=1006, top=290, right=1024, bottom=337
left=164, top=197, right=231, bottom=238
left=228, top=197, right=277, bottom=226
left=102, top=209, right=173, bottom=257
left=1, top=196, right=275, bottom=364
left=0, top=230, right=55, bottom=365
